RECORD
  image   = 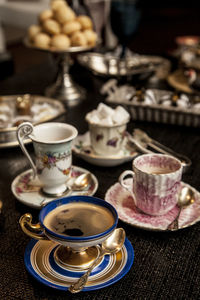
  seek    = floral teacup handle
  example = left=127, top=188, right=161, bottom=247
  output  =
left=119, top=170, right=135, bottom=193
left=17, top=122, right=37, bottom=178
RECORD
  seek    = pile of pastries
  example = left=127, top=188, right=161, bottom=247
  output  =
left=28, top=0, right=97, bottom=50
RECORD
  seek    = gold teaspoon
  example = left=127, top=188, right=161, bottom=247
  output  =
left=68, top=228, right=126, bottom=293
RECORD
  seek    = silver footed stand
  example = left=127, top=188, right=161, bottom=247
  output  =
left=24, top=38, right=94, bottom=106
left=45, top=52, right=86, bottom=106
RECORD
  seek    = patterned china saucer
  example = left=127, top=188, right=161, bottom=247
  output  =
left=24, top=238, right=134, bottom=291
left=72, top=132, right=138, bottom=167
left=105, top=179, right=200, bottom=231
left=11, top=166, right=98, bottom=209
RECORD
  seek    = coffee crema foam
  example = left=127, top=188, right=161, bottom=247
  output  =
left=43, top=202, right=115, bottom=237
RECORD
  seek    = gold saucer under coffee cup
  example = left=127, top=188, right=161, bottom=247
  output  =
left=19, top=195, right=118, bottom=270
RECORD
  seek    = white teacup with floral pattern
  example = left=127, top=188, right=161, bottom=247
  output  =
left=17, top=122, right=78, bottom=196
left=86, top=103, right=130, bottom=156
left=119, top=154, right=183, bottom=216
left=87, top=121, right=129, bottom=156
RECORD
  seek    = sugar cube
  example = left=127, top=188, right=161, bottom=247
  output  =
left=112, top=106, right=129, bottom=124
left=100, top=116, right=113, bottom=126
left=97, top=103, right=114, bottom=118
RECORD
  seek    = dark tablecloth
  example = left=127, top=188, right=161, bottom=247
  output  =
left=0, top=60, right=200, bottom=300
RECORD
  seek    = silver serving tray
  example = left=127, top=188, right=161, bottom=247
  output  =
left=105, top=88, right=200, bottom=127
left=127, top=102, right=200, bottom=127
left=78, top=52, right=171, bottom=78
left=0, top=95, right=65, bottom=148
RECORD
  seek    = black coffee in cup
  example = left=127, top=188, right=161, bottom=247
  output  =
left=43, top=202, right=115, bottom=237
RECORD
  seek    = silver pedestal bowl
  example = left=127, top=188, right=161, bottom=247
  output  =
left=24, top=39, right=94, bottom=106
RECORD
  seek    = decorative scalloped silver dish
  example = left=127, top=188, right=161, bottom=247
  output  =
left=78, top=52, right=171, bottom=78
left=0, top=94, right=65, bottom=148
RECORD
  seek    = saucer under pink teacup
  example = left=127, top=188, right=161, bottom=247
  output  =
left=119, top=154, right=183, bottom=216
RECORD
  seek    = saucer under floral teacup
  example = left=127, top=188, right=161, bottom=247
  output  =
left=12, top=121, right=98, bottom=208
left=11, top=165, right=98, bottom=209
left=72, top=132, right=138, bottom=167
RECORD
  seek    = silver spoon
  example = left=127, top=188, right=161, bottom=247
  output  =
left=68, top=228, right=126, bottom=293
left=132, top=129, right=192, bottom=170
left=66, top=173, right=92, bottom=196
left=167, top=186, right=195, bottom=230
left=40, top=173, right=92, bottom=206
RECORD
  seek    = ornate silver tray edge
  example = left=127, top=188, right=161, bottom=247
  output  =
left=0, top=94, right=66, bottom=148
left=106, top=97, right=200, bottom=127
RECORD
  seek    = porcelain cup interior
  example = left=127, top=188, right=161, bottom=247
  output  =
left=30, top=122, right=78, bottom=144
left=88, top=121, right=128, bottom=156
left=119, top=153, right=183, bottom=216
left=39, top=195, right=118, bottom=250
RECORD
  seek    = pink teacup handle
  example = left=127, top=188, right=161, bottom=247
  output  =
left=119, top=170, right=135, bottom=193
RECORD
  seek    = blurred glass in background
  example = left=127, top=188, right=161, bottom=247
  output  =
left=110, top=0, right=141, bottom=56
left=85, top=0, right=141, bottom=55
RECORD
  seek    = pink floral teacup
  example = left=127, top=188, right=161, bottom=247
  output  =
left=17, top=122, right=78, bottom=196
left=119, top=154, right=183, bottom=216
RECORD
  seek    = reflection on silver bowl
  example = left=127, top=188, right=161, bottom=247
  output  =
left=78, top=52, right=171, bottom=79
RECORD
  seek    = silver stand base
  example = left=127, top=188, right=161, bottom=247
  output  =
left=45, top=74, right=85, bottom=107
left=46, top=52, right=85, bottom=106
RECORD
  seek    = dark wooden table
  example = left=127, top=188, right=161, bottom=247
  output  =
left=0, top=59, right=200, bottom=300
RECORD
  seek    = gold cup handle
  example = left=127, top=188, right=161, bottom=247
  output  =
left=19, top=213, right=48, bottom=240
